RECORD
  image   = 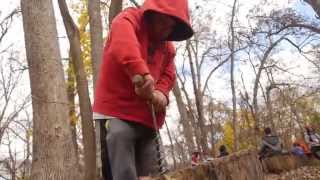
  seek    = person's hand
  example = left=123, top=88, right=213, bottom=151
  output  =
left=133, top=74, right=154, bottom=100
left=151, top=90, right=167, bottom=112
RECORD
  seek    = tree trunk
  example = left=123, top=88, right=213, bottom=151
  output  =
left=58, top=1, right=96, bottom=180
left=172, top=82, right=195, bottom=154
left=67, top=59, right=80, bottom=167
left=24, top=122, right=32, bottom=178
left=178, top=75, right=202, bottom=152
left=87, top=1, right=104, bottom=178
left=266, top=85, right=276, bottom=130
left=186, top=40, right=208, bottom=154
left=164, top=121, right=177, bottom=169
left=20, top=0, right=79, bottom=179
left=229, top=0, right=238, bottom=152
left=109, top=0, right=123, bottom=26
left=208, top=112, right=216, bottom=157
left=252, top=38, right=283, bottom=132
left=88, top=0, right=103, bottom=89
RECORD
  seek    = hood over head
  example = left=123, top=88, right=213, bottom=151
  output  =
left=142, top=0, right=194, bottom=41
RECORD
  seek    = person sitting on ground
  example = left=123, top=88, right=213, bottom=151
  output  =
left=258, top=127, right=282, bottom=160
left=218, top=145, right=229, bottom=158
left=296, top=139, right=312, bottom=156
left=304, top=125, right=320, bottom=160
left=191, top=151, right=200, bottom=167
left=291, top=142, right=305, bottom=157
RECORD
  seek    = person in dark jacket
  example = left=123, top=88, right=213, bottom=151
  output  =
left=218, top=145, right=229, bottom=158
left=93, top=0, right=194, bottom=179
left=258, top=127, right=282, bottom=160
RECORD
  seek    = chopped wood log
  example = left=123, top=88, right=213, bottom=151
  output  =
left=262, top=154, right=320, bottom=174
left=153, top=150, right=320, bottom=180
left=153, top=149, right=265, bottom=180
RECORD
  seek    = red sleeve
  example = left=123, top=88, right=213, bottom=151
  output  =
left=155, top=48, right=176, bottom=103
left=107, top=17, right=149, bottom=78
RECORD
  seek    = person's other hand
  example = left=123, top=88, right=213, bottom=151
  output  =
left=133, top=74, right=154, bottom=100
left=151, top=90, right=167, bottom=112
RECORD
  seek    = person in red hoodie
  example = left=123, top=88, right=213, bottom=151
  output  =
left=93, top=0, right=193, bottom=179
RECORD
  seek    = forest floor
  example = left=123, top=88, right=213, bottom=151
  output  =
left=266, top=166, right=320, bottom=180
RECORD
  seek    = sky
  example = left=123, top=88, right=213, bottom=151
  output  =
left=0, top=0, right=319, bottom=160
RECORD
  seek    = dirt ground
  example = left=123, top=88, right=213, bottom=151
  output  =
left=266, top=166, right=320, bottom=180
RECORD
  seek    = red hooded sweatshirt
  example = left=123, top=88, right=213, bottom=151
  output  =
left=93, top=0, right=193, bottom=129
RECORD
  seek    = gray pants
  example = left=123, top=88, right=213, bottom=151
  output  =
left=106, top=118, right=158, bottom=180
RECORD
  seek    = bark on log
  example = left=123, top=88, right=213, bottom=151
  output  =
left=261, top=154, right=320, bottom=174
left=153, top=150, right=320, bottom=180
left=153, top=150, right=265, bottom=180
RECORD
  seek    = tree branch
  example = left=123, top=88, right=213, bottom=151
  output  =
left=269, top=23, right=320, bottom=36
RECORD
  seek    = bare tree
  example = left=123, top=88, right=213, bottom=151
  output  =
left=229, top=6, right=320, bottom=149
left=185, top=39, right=209, bottom=153
left=174, top=4, right=248, bottom=153
left=66, top=58, right=80, bottom=166
left=87, top=1, right=104, bottom=178
left=229, top=0, right=239, bottom=152
left=172, top=83, right=195, bottom=155
left=88, top=0, right=103, bottom=88
left=21, top=0, right=79, bottom=179
left=245, top=8, right=320, bottom=131
left=0, top=10, right=31, bottom=179
left=0, top=60, right=27, bottom=144
left=58, top=0, right=96, bottom=179
left=176, top=73, right=203, bottom=152
left=0, top=9, right=19, bottom=44
left=0, top=115, right=32, bottom=180
left=251, top=36, right=285, bottom=130
left=164, top=120, right=177, bottom=168
left=108, top=0, right=123, bottom=27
